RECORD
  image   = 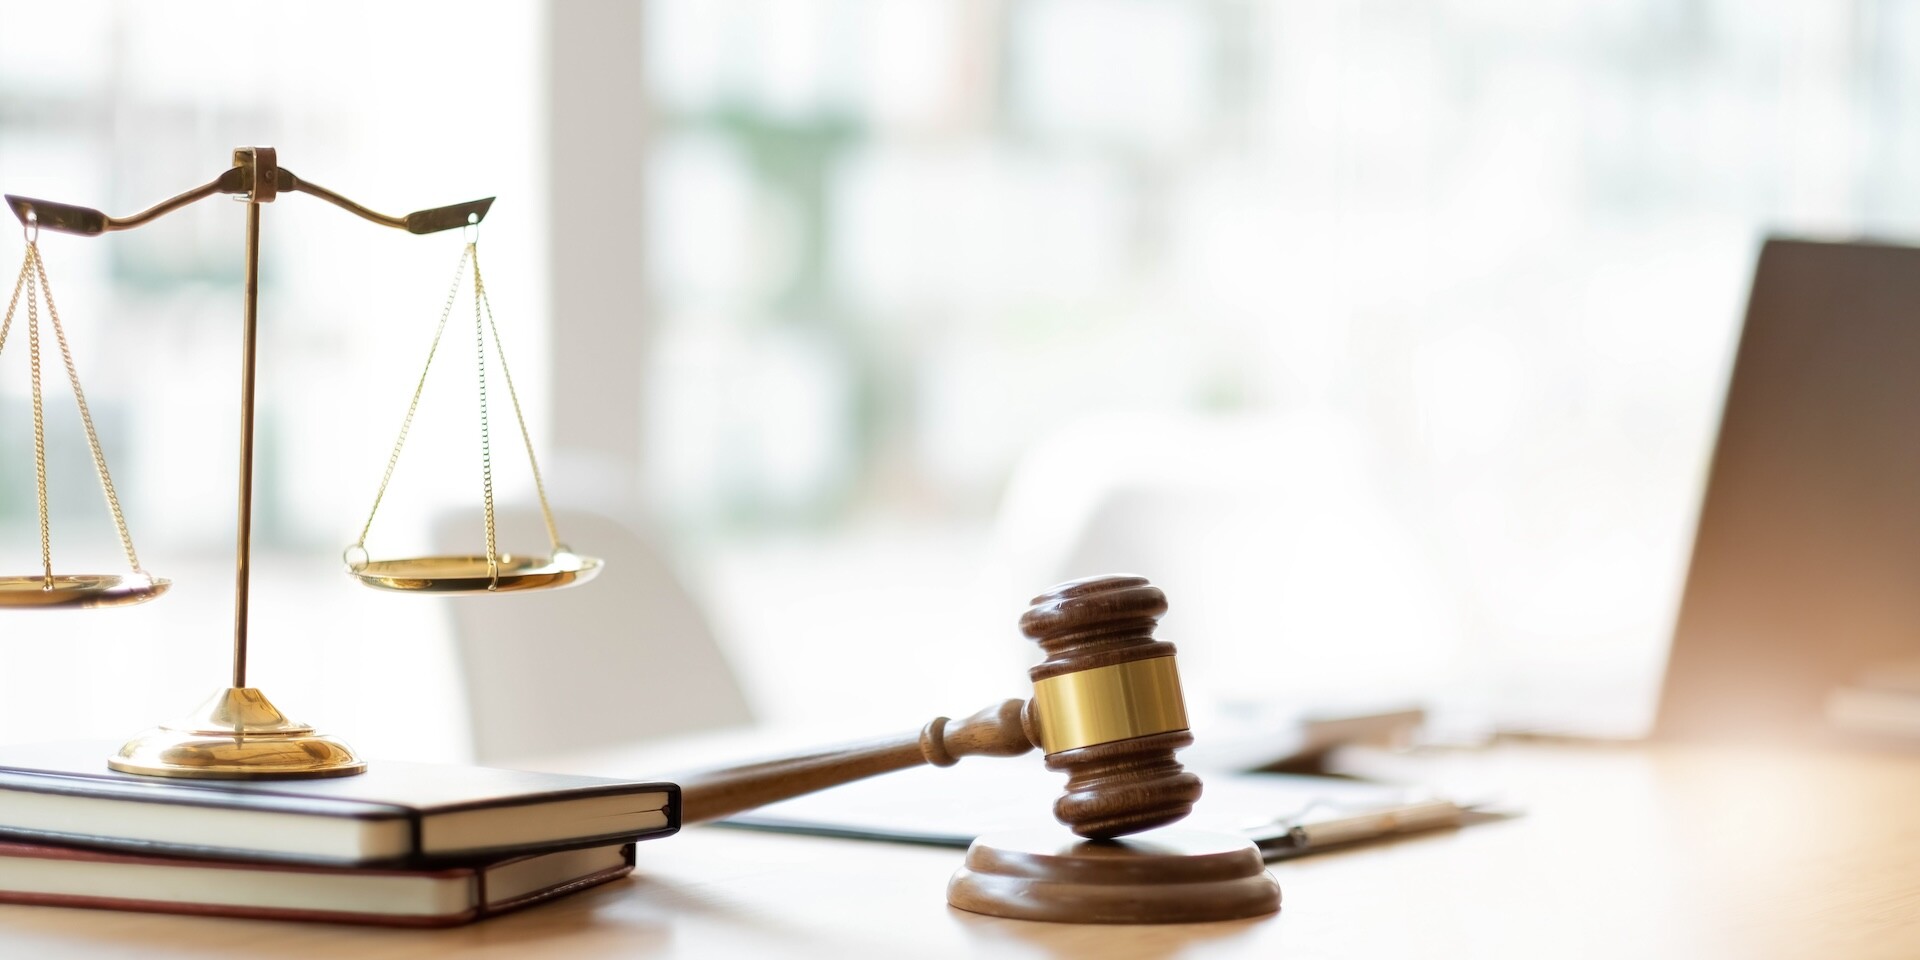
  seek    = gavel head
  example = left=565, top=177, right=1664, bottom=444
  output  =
left=1020, top=574, right=1203, bottom=840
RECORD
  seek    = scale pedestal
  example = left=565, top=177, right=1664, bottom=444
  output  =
left=110, top=688, right=364, bottom=779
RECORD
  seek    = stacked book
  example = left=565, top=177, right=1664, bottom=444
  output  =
left=0, top=742, right=679, bottom=926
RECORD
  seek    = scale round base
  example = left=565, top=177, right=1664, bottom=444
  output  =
left=0, top=573, right=170, bottom=610
left=349, top=552, right=602, bottom=594
left=109, top=687, right=366, bottom=780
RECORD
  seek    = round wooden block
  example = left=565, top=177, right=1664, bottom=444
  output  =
left=947, top=827, right=1281, bottom=924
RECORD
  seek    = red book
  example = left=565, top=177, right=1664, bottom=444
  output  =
left=0, top=839, right=634, bottom=927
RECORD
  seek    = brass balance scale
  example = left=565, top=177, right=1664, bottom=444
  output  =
left=0, top=147, right=600, bottom=779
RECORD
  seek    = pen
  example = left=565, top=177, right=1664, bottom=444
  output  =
left=1247, top=799, right=1466, bottom=858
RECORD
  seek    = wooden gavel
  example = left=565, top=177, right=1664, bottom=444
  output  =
left=679, top=574, right=1203, bottom=840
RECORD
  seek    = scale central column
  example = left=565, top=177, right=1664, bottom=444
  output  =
left=232, top=160, right=264, bottom=689
left=107, top=146, right=366, bottom=780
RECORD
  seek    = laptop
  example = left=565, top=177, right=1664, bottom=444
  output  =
left=1655, top=237, right=1920, bottom=744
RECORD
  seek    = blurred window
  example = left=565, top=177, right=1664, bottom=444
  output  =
left=639, top=0, right=1920, bottom=731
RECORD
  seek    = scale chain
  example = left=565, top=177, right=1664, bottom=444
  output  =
left=472, top=245, right=562, bottom=556
left=351, top=244, right=471, bottom=559
left=351, top=239, right=565, bottom=584
left=2, top=243, right=148, bottom=586
left=31, top=245, right=145, bottom=577
left=0, top=249, right=25, bottom=359
left=472, top=243, right=498, bottom=586
left=26, top=251, right=49, bottom=586
left=0, top=249, right=43, bottom=585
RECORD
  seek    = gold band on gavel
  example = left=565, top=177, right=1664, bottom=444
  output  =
left=1029, top=656, right=1189, bottom=754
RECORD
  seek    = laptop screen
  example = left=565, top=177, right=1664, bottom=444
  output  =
left=1656, top=237, right=1920, bottom=743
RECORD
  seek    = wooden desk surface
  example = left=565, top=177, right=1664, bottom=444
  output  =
left=2, top=741, right=1916, bottom=959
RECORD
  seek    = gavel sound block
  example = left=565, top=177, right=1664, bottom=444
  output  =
left=677, top=575, right=1281, bottom=924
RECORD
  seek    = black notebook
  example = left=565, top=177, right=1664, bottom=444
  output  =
left=0, top=742, right=679, bottom=867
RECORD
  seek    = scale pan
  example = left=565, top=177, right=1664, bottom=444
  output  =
left=350, top=552, right=601, bottom=594
left=0, top=573, right=171, bottom=609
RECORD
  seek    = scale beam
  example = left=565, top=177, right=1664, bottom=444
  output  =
left=5, top=166, right=490, bottom=238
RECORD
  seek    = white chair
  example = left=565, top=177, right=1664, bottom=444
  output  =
left=432, top=506, right=753, bottom=764
left=988, top=412, right=1462, bottom=710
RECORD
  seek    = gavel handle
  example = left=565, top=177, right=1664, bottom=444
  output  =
left=677, top=699, right=1035, bottom=825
